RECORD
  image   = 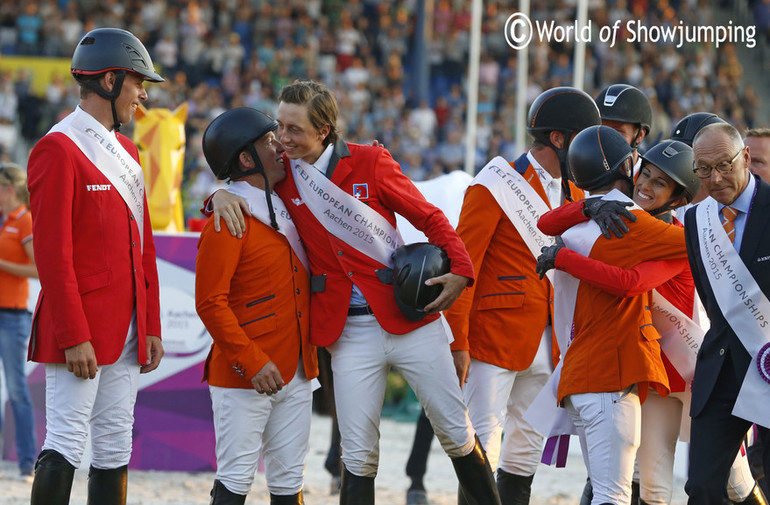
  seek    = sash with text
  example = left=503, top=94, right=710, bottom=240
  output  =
left=226, top=181, right=309, bottom=273
left=471, top=156, right=557, bottom=284
left=290, top=160, right=403, bottom=266
left=695, top=198, right=770, bottom=428
left=49, top=106, right=146, bottom=250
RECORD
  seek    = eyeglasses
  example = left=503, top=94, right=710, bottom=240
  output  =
left=693, top=147, right=745, bottom=179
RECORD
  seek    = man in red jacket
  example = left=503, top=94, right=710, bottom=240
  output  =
left=26, top=28, right=164, bottom=505
left=210, top=80, right=500, bottom=505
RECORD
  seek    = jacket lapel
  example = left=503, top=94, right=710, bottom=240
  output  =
left=741, top=175, right=770, bottom=266
left=325, top=140, right=352, bottom=181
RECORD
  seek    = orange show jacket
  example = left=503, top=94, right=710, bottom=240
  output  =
left=554, top=206, right=687, bottom=402
left=195, top=214, right=318, bottom=389
left=445, top=154, right=584, bottom=371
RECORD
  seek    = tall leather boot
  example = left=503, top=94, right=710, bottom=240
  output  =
left=30, top=449, right=76, bottom=505
left=496, top=468, right=534, bottom=505
left=451, top=436, right=502, bottom=505
left=457, top=485, right=470, bottom=505
left=340, top=466, right=375, bottom=505
left=270, top=490, right=304, bottom=504
left=580, top=478, right=593, bottom=505
left=87, top=464, right=128, bottom=505
left=209, top=479, right=247, bottom=505
left=737, top=484, right=769, bottom=505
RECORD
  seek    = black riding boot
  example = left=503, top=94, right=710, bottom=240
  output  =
left=631, top=480, right=640, bottom=505
left=340, top=467, right=375, bottom=505
left=737, top=484, right=770, bottom=505
left=580, top=477, right=593, bottom=505
left=30, top=449, right=76, bottom=505
left=87, top=464, right=128, bottom=505
left=496, top=469, right=534, bottom=505
left=209, top=479, right=247, bottom=505
left=270, top=490, right=304, bottom=504
left=458, top=485, right=470, bottom=505
left=451, top=436, right=502, bottom=505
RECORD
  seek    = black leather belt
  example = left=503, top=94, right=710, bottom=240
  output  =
left=348, top=305, right=374, bottom=316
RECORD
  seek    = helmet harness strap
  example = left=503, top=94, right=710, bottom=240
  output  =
left=229, top=144, right=279, bottom=230
left=85, top=70, right=126, bottom=132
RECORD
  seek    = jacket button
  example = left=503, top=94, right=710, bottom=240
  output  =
left=719, top=348, right=725, bottom=356
left=132, top=241, right=136, bottom=247
left=338, top=251, right=343, bottom=256
left=348, top=271, right=353, bottom=277
left=296, top=288, right=300, bottom=294
left=294, top=266, right=298, bottom=272
left=297, top=312, right=302, bottom=318
left=129, top=214, right=134, bottom=220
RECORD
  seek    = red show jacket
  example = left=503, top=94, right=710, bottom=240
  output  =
left=276, top=141, right=474, bottom=347
left=27, top=129, right=161, bottom=365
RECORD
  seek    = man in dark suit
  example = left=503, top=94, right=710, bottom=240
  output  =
left=684, top=122, right=770, bottom=504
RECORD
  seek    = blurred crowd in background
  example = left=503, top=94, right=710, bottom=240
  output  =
left=0, top=0, right=768, bottom=223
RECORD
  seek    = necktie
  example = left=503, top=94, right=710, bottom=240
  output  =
left=722, top=206, right=738, bottom=243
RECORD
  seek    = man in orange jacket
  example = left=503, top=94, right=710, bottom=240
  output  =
left=196, top=107, right=318, bottom=505
left=444, top=86, right=600, bottom=504
left=537, top=126, right=688, bottom=505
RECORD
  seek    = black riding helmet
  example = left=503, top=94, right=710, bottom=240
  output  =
left=203, top=107, right=279, bottom=180
left=595, top=84, right=652, bottom=148
left=202, top=107, right=281, bottom=229
left=567, top=125, right=635, bottom=192
left=669, top=112, right=726, bottom=147
left=638, top=140, right=699, bottom=216
left=527, top=87, right=602, bottom=201
left=71, top=28, right=164, bottom=131
left=376, top=243, right=450, bottom=321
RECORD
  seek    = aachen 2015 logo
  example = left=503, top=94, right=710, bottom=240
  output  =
left=504, top=13, right=757, bottom=50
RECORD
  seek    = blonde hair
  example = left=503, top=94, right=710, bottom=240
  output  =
left=0, top=163, right=29, bottom=206
left=278, top=80, right=339, bottom=146
left=745, top=127, right=770, bottom=140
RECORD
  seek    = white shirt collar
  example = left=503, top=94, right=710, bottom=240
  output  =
left=719, top=172, right=755, bottom=215
left=298, top=143, right=335, bottom=175
left=527, top=150, right=560, bottom=186
left=527, top=150, right=562, bottom=207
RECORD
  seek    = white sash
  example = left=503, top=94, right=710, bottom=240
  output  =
left=524, top=191, right=612, bottom=443
left=526, top=191, right=639, bottom=437
left=49, top=107, right=146, bottom=249
left=471, top=156, right=556, bottom=284
left=225, top=181, right=309, bottom=273
left=650, top=290, right=704, bottom=385
left=290, top=160, right=403, bottom=266
left=695, top=199, right=770, bottom=427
